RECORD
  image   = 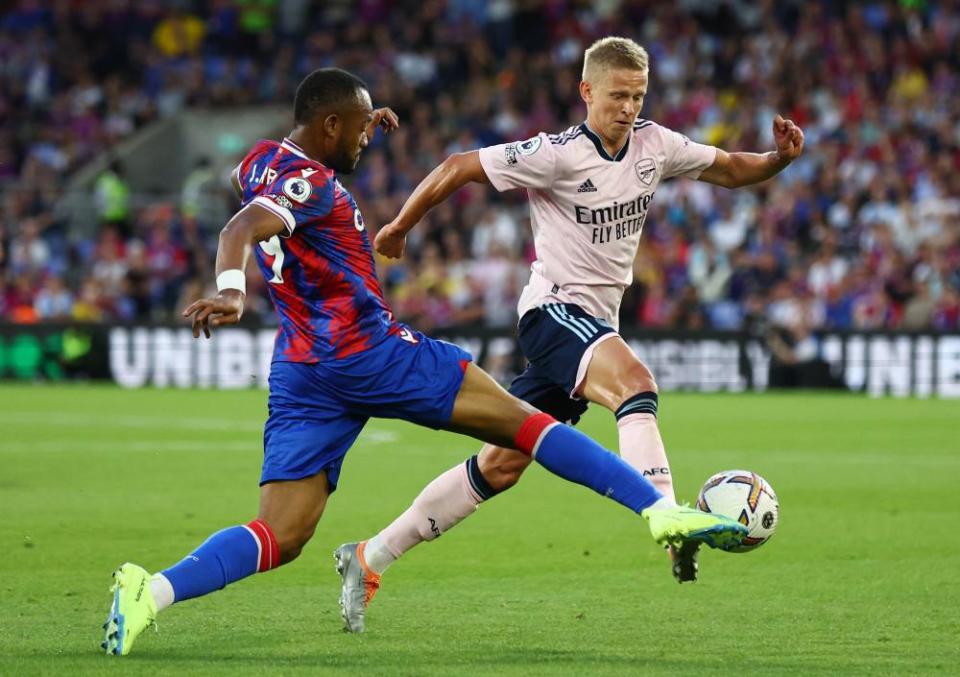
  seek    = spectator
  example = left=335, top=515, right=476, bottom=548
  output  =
left=688, top=234, right=732, bottom=303
left=34, top=274, right=73, bottom=320
left=94, top=160, right=131, bottom=237
left=71, top=277, right=106, bottom=323
left=180, top=157, right=222, bottom=233
left=8, top=219, right=50, bottom=275
left=152, top=10, right=206, bottom=58
left=0, top=0, right=956, bottom=334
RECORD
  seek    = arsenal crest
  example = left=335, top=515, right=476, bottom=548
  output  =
left=635, top=158, right=656, bottom=186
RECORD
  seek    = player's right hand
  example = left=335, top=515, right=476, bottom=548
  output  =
left=182, top=290, right=245, bottom=338
left=374, top=222, right=407, bottom=259
left=772, top=114, right=804, bottom=162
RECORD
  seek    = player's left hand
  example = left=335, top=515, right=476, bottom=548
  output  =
left=182, top=290, right=245, bottom=339
left=368, top=107, right=399, bottom=139
left=374, top=221, right=407, bottom=259
left=773, top=115, right=804, bottom=162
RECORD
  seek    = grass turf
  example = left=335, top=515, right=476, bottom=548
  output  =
left=1, top=384, right=958, bottom=675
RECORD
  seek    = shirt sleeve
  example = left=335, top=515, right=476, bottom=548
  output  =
left=657, top=125, right=718, bottom=180
left=252, top=170, right=335, bottom=236
left=478, top=133, right=558, bottom=191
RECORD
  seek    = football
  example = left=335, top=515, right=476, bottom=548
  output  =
left=696, top=470, right=779, bottom=552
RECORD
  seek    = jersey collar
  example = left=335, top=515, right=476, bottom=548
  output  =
left=281, top=137, right=335, bottom=174
left=281, top=137, right=310, bottom=160
left=579, top=122, right=630, bottom=162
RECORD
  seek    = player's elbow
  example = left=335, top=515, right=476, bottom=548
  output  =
left=704, top=153, right=748, bottom=189
left=710, top=169, right=741, bottom=189
left=219, top=220, right=244, bottom=246
left=442, top=151, right=487, bottom=185
left=721, top=155, right=774, bottom=189
left=220, top=212, right=261, bottom=244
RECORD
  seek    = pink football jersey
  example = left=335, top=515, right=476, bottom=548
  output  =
left=479, top=120, right=717, bottom=328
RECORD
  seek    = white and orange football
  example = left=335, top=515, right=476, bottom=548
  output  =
left=696, top=470, right=780, bottom=552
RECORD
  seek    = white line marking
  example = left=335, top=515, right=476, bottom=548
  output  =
left=0, top=411, right=263, bottom=432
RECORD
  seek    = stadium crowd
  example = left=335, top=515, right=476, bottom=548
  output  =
left=1, top=0, right=959, bottom=339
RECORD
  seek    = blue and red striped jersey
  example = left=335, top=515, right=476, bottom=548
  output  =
left=236, top=137, right=399, bottom=362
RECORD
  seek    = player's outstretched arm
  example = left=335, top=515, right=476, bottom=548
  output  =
left=697, top=115, right=805, bottom=189
left=374, top=151, right=489, bottom=259
left=181, top=204, right=287, bottom=338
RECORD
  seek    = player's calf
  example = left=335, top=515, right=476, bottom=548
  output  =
left=156, top=519, right=282, bottom=605
left=359, top=453, right=506, bottom=577
left=257, top=472, right=330, bottom=565
left=614, top=391, right=676, bottom=503
left=269, top=520, right=320, bottom=565
left=477, top=444, right=533, bottom=491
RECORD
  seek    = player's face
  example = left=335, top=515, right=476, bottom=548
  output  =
left=582, top=68, right=647, bottom=142
left=330, top=90, right=373, bottom=174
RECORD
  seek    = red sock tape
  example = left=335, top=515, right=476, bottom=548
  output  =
left=246, top=519, right=280, bottom=572
left=514, top=412, right=557, bottom=456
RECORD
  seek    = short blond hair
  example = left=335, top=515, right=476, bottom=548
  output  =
left=582, top=36, right=649, bottom=81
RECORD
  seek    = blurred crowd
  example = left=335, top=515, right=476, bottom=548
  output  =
left=1, top=0, right=959, bottom=339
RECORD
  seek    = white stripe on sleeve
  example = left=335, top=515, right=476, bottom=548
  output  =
left=250, top=196, right=296, bottom=234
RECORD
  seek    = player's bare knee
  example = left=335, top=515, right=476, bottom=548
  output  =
left=615, top=364, right=658, bottom=409
left=625, top=362, right=658, bottom=392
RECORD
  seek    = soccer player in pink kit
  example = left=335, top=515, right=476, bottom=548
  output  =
left=340, top=36, right=805, bottom=625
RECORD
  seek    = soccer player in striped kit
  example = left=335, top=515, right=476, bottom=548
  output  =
left=102, top=67, right=746, bottom=655
left=345, top=36, right=804, bottom=625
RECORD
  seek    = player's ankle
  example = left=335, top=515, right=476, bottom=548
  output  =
left=150, top=573, right=175, bottom=612
left=648, top=496, right=677, bottom=510
left=360, top=536, right=395, bottom=575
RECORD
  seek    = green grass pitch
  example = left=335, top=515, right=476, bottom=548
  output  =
left=1, top=384, right=958, bottom=675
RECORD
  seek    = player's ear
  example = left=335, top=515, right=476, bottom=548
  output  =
left=322, top=113, right=340, bottom=138
left=579, top=80, right=592, bottom=105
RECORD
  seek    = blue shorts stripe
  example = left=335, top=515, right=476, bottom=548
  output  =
left=544, top=304, right=590, bottom=342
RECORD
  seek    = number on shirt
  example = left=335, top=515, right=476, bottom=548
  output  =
left=259, top=235, right=285, bottom=284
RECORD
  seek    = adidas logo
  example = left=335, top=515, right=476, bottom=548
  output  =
left=577, top=178, right=598, bottom=193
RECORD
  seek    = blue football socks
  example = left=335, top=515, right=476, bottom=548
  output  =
left=160, top=520, right=278, bottom=603
left=533, top=422, right=663, bottom=513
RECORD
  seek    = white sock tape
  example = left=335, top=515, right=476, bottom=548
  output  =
left=216, top=269, right=246, bottom=294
